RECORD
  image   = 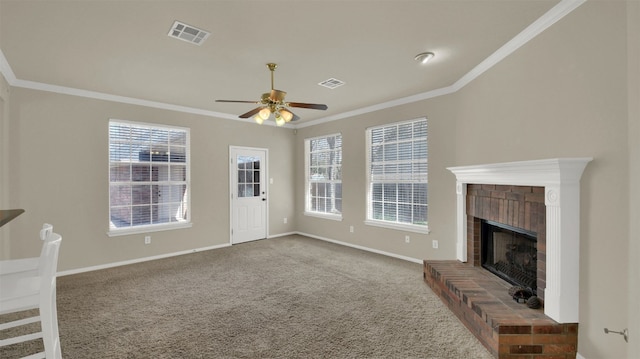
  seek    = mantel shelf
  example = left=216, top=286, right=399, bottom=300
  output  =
left=0, top=209, right=25, bottom=228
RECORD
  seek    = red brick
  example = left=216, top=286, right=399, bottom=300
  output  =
left=524, top=202, right=532, bottom=230
left=512, top=186, right=533, bottom=193
left=498, top=344, right=511, bottom=355
left=533, top=325, right=563, bottom=334
left=500, top=335, right=533, bottom=345
left=533, top=335, right=572, bottom=344
left=499, top=326, right=532, bottom=335
left=491, top=190, right=507, bottom=199
left=468, top=184, right=482, bottom=191
left=525, top=192, right=545, bottom=203
left=501, top=355, right=531, bottom=359
left=510, top=345, right=542, bottom=354
left=423, top=261, right=577, bottom=359
left=506, top=192, right=523, bottom=201
left=543, top=344, right=577, bottom=354
left=491, top=198, right=501, bottom=220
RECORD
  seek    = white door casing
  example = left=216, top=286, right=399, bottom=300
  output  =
left=229, top=146, right=268, bottom=244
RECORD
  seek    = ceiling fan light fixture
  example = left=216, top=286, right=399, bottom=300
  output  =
left=275, top=115, right=286, bottom=127
left=280, top=109, right=294, bottom=122
left=258, top=108, right=271, bottom=120
left=414, top=52, right=435, bottom=64
left=254, top=115, right=265, bottom=125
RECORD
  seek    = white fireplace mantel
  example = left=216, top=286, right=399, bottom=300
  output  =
left=447, top=158, right=592, bottom=324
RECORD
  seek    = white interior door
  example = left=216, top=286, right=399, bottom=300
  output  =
left=230, top=147, right=267, bottom=244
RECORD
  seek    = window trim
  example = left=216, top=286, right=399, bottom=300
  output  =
left=304, top=133, right=343, bottom=220
left=108, top=119, right=192, bottom=236
left=365, top=117, right=429, bottom=233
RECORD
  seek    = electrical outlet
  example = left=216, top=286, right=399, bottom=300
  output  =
left=432, top=240, right=438, bottom=249
left=283, top=217, right=287, bottom=224
left=350, top=226, right=354, bottom=233
left=144, top=236, right=151, bottom=245
left=405, top=235, right=410, bottom=243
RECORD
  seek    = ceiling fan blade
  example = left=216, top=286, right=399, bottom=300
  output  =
left=239, top=107, right=264, bottom=118
left=287, top=102, right=328, bottom=111
left=215, top=100, right=259, bottom=104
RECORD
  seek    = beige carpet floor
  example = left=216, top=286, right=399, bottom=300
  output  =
left=1, top=235, right=493, bottom=358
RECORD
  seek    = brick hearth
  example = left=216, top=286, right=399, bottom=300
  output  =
left=424, top=260, right=578, bottom=358
left=423, top=182, right=578, bottom=358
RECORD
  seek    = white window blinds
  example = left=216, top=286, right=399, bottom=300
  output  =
left=109, top=120, right=190, bottom=234
left=305, top=134, right=342, bottom=218
left=367, top=118, right=427, bottom=230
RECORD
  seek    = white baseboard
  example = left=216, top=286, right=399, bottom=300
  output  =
left=56, top=232, right=423, bottom=277
left=296, top=231, right=423, bottom=264
left=57, top=243, right=231, bottom=277
left=576, top=353, right=586, bottom=359
left=268, top=231, right=297, bottom=239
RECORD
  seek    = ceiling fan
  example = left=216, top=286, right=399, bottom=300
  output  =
left=216, top=63, right=328, bottom=126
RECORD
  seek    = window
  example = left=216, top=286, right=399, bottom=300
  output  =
left=366, top=118, right=427, bottom=233
left=305, top=134, right=342, bottom=220
left=109, top=120, right=191, bottom=235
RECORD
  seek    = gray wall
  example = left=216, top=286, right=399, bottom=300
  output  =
left=3, top=88, right=297, bottom=269
left=295, top=2, right=637, bottom=358
left=1, top=1, right=637, bottom=358
left=627, top=1, right=639, bottom=357
left=0, top=74, right=9, bottom=252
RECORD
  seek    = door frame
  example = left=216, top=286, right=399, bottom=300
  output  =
left=229, top=145, right=269, bottom=244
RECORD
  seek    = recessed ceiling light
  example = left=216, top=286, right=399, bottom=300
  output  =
left=414, top=52, right=435, bottom=65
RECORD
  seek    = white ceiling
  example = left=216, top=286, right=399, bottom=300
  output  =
left=1, top=0, right=574, bottom=127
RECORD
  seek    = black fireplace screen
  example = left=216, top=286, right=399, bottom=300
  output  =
left=481, top=220, right=537, bottom=293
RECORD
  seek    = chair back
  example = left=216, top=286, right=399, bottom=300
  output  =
left=39, top=223, right=62, bottom=280
left=0, top=223, right=63, bottom=358
left=39, top=224, right=62, bottom=358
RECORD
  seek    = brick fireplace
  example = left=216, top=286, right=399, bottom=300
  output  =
left=467, top=184, right=546, bottom=301
left=423, top=158, right=591, bottom=358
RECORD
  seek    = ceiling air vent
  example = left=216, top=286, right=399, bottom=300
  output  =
left=168, top=21, right=210, bottom=46
left=318, top=78, right=345, bottom=89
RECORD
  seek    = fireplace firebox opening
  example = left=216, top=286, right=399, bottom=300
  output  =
left=481, top=220, right=537, bottom=294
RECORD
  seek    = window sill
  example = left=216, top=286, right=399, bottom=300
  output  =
left=364, top=220, right=429, bottom=234
left=107, top=222, right=193, bottom=237
left=304, top=212, right=343, bottom=222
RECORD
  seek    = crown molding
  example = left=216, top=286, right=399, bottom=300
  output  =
left=295, top=85, right=457, bottom=129
left=0, top=0, right=585, bottom=129
left=302, top=0, right=586, bottom=128
left=451, top=0, right=586, bottom=92
left=0, top=49, right=17, bottom=84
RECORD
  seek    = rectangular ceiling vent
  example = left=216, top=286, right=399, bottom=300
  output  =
left=168, top=21, right=210, bottom=46
left=318, top=78, right=345, bottom=89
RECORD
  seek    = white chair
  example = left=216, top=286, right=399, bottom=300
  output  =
left=0, top=223, right=63, bottom=359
